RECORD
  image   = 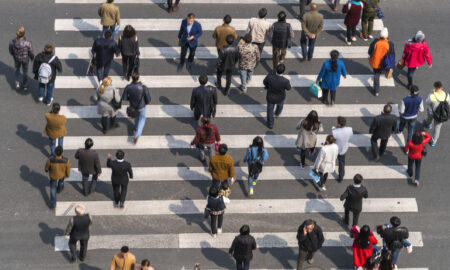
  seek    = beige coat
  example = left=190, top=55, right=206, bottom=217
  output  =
left=44, top=113, right=67, bottom=139
left=314, top=143, right=339, bottom=174
left=110, top=252, right=136, bottom=270
left=295, top=119, right=323, bottom=149
left=98, top=3, right=120, bottom=26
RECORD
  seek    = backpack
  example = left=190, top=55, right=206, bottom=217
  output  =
left=432, top=92, right=450, bottom=123
left=389, top=230, right=404, bottom=251
left=38, top=55, right=56, bottom=84
left=382, top=41, right=395, bottom=70
left=248, top=148, right=263, bottom=176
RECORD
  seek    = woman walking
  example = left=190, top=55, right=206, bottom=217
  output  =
left=404, top=130, right=431, bottom=186
left=44, top=103, right=67, bottom=157
left=206, top=186, right=230, bottom=238
left=351, top=225, right=379, bottom=270
left=316, top=50, right=347, bottom=105
left=401, top=31, right=432, bottom=89
left=118, top=25, right=140, bottom=81
left=343, top=0, right=364, bottom=45
left=313, top=135, right=338, bottom=190
left=296, top=110, right=323, bottom=168
left=228, top=225, right=257, bottom=270
left=190, top=117, right=221, bottom=162
left=243, top=136, right=269, bottom=196
left=96, top=77, right=121, bottom=134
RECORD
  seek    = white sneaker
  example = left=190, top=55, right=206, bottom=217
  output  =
left=249, top=188, right=254, bottom=195
left=46, top=97, right=54, bottom=106
left=38, top=97, right=43, bottom=102
left=368, top=34, right=374, bottom=39
left=407, top=245, right=413, bottom=253
left=414, top=180, right=419, bottom=186
left=352, top=36, right=357, bottom=41
left=321, top=186, right=327, bottom=191
left=346, top=41, right=352, bottom=46
left=393, top=264, right=398, bottom=270
left=217, top=228, right=222, bottom=234
left=212, top=234, right=217, bottom=238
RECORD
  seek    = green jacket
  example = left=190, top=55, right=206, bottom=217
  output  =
left=362, top=0, right=379, bottom=15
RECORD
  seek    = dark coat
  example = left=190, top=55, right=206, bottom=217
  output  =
left=190, top=85, right=218, bottom=119
left=340, top=185, right=368, bottom=212
left=106, top=159, right=133, bottom=185
left=263, top=73, right=291, bottom=104
left=122, top=82, right=151, bottom=110
left=218, top=45, right=239, bottom=71
left=91, top=37, right=119, bottom=67
left=229, top=235, right=257, bottom=263
left=381, top=226, right=409, bottom=251
left=32, top=52, right=62, bottom=83
left=69, top=214, right=91, bottom=240
left=178, top=19, right=203, bottom=48
left=75, top=148, right=102, bottom=175
left=296, top=221, right=325, bottom=252
left=343, top=1, right=364, bottom=26
left=118, top=35, right=140, bottom=57
left=369, top=113, right=397, bottom=139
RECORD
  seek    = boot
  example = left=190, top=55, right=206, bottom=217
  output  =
left=407, top=77, right=413, bottom=90
left=101, top=116, right=108, bottom=134
left=110, top=116, right=119, bottom=128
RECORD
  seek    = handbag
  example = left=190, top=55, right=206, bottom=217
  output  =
left=209, top=86, right=216, bottom=118
left=367, top=0, right=384, bottom=18
left=203, top=207, right=210, bottom=218
left=342, top=2, right=349, bottom=13
left=248, top=148, right=263, bottom=176
left=126, top=85, right=145, bottom=118
left=397, top=59, right=405, bottom=70
left=309, top=169, right=321, bottom=183
left=309, top=82, right=322, bottom=98
left=110, top=90, right=122, bottom=110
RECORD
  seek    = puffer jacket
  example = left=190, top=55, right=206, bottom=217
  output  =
left=402, top=40, right=432, bottom=68
left=9, top=37, right=34, bottom=62
left=218, top=45, right=239, bottom=71
left=369, top=38, right=389, bottom=69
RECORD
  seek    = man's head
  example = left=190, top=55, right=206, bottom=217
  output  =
left=187, top=13, right=195, bottom=25
left=277, top=11, right=286, bottom=22
left=225, top=34, right=235, bottom=45
left=116, top=150, right=125, bottom=160
left=120, top=246, right=130, bottom=256
left=51, top=103, right=61, bottom=114
left=223, top=14, right=232, bottom=25
left=104, top=29, right=113, bottom=40
left=85, top=138, right=94, bottom=150
left=304, top=219, right=315, bottom=233
left=75, top=204, right=85, bottom=216
left=218, top=144, right=228, bottom=155
left=44, top=44, right=54, bottom=55
left=383, top=104, right=392, bottom=114
left=132, top=72, right=140, bottom=83
left=107, top=0, right=114, bottom=3
left=434, top=81, right=443, bottom=91
left=55, top=146, right=63, bottom=157
left=390, top=216, right=401, bottom=228
left=310, top=3, right=318, bottom=11
left=199, top=73, right=208, bottom=85
left=276, top=64, right=286, bottom=75
left=16, top=27, right=25, bottom=38
left=337, top=116, right=346, bottom=127
left=353, top=174, right=363, bottom=185
left=258, top=8, right=267, bottom=19
left=239, top=225, right=250, bottom=236
left=243, top=33, right=252, bottom=44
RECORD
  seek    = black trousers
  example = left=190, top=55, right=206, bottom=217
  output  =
left=319, top=172, right=329, bottom=186
left=344, top=208, right=361, bottom=226
left=217, top=68, right=233, bottom=91
left=299, top=0, right=312, bottom=19
left=346, top=25, right=357, bottom=42
left=167, top=0, right=180, bottom=8
left=112, top=183, right=128, bottom=204
left=322, top=89, right=336, bottom=104
left=122, top=55, right=136, bottom=78
left=252, top=42, right=265, bottom=56
left=82, top=173, right=98, bottom=196
left=337, top=154, right=346, bottom=181
left=370, top=135, right=388, bottom=159
left=69, top=237, right=88, bottom=260
left=180, top=44, right=197, bottom=64
left=299, top=147, right=315, bottom=165
left=210, top=213, right=224, bottom=234
left=297, top=249, right=315, bottom=270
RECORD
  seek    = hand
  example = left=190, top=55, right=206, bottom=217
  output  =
left=97, top=173, right=101, bottom=177
left=187, top=36, right=194, bottom=41
left=107, top=153, right=112, bottom=159
left=229, top=253, right=232, bottom=257
left=343, top=76, right=347, bottom=79
left=429, top=64, right=432, bottom=68
left=355, top=225, right=360, bottom=232
left=421, top=131, right=426, bottom=136
left=311, top=34, right=316, bottom=39
left=303, top=227, right=308, bottom=235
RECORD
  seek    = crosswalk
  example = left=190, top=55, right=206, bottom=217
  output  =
left=51, top=0, right=427, bottom=269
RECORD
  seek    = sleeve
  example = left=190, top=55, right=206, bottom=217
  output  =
left=45, top=159, right=51, bottom=173
left=55, top=57, right=62, bottom=73
left=317, top=226, right=325, bottom=248
left=369, top=118, right=376, bottom=134
left=228, top=238, right=236, bottom=255
left=418, top=100, right=424, bottom=112
left=95, top=153, right=102, bottom=174
left=135, top=36, right=140, bottom=56
left=392, top=117, right=398, bottom=133
left=194, top=23, right=203, bottom=39
left=75, top=149, right=80, bottom=159
left=233, top=29, right=238, bottom=40
left=340, top=187, right=349, bottom=201
left=121, top=87, right=128, bottom=101
left=262, top=149, right=269, bottom=163
left=97, top=5, right=102, bottom=17
left=212, top=27, right=218, bottom=39
left=297, top=225, right=307, bottom=242
left=317, top=62, right=326, bottom=82
left=190, top=89, right=196, bottom=110
left=341, top=61, right=347, bottom=77
left=214, top=126, right=221, bottom=142
left=368, top=40, right=376, bottom=56
left=423, top=42, right=432, bottom=65
left=314, top=148, right=326, bottom=170
left=263, top=75, right=269, bottom=88
left=246, top=19, right=252, bottom=34
left=65, top=217, right=74, bottom=235
left=268, top=24, right=274, bottom=41
left=363, top=187, right=368, bottom=198
left=243, top=147, right=250, bottom=162
left=8, top=40, right=14, bottom=56
left=422, top=132, right=431, bottom=145
left=144, top=87, right=151, bottom=105
left=128, top=163, right=134, bottom=179
left=317, top=16, right=324, bottom=35
left=110, top=255, right=116, bottom=270
left=66, top=160, right=71, bottom=178
left=370, top=235, right=378, bottom=245
left=115, top=7, right=120, bottom=25
left=213, top=88, right=218, bottom=105
left=404, top=141, right=410, bottom=153
left=296, top=119, right=303, bottom=130
left=178, top=20, right=184, bottom=39
left=399, top=100, right=405, bottom=114
left=106, top=158, right=112, bottom=168
left=32, top=55, right=40, bottom=76
left=229, top=157, right=236, bottom=179
left=208, top=160, right=213, bottom=173
left=28, top=42, right=35, bottom=61
left=285, top=79, right=292, bottom=91
left=91, top=40, right=97, bottom=56
left=252, top=237, right=257, bottom=249
left=191, top=128, right=201, bottom=146
left=301, top=20, right=311, bottom=37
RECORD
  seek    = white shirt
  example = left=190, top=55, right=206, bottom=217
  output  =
left=187, top=23, right=193, bottom=35
left=332, top=126, right=353, bottom=155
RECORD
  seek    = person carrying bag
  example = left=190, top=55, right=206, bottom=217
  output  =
left=244, top=136, right=269, bottom=196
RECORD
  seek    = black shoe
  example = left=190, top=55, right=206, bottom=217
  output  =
left=120, top=202, right=124, bottom=208
left=70, top=257, right=76, bottom=263
left=267, top=124, right=273, bottom=129
left=223, top=90, right=229, bottom=96
left=186, top=61, right=193, bottom=70
left=177, top=63, right=184, bottom=72
left=307, top=58, right=312, bottom=61
left=79, top=257, right=85, bottom=262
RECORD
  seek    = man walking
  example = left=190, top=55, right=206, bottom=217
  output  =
left=332, top=116, right=353, bottom=181
left=45, top=146, right=70, bottom=209
left=122, top=72, right=151, bottom=144
left=398, top=85, right=424, bottom=142
left=213, top=14, right=237, bottom=54
left=424, top=81, right=450, bottom=146
left=368, top=27, right=390, bottom=96
left=33, top=44, right=62, bottom=106
left=369, top=104, right=397, bottom=160
left=91, top=29, right=120, bottom=82
left=110, top=246, right=136, bottom=270
left=98, top=0, right=120, bottom=39
left=238, top=34, right=260, bottom=93
left=209, top=144, right=236, bottom=189
left=178, top=13, right=203, bottom=71
left=190, top=74, right=217, bottom=121
left=229, top=225, right=257, bottom=270
left=246, top=8, right=270, bottom=55
left=340, top=174, right=368, bottom=226
left=300, top=3, right=324, bottom=61
left=378, top=216, right=410, bottom=269
left=75, top=138, right=102, bottom=196
left=217, top=35, right=239, bottom=95
left=9, top=26, right=34, bottom=90
left=269, top=11, right=294, bottom=73
left=298, top=0, right=312, bottom=20
left=296, top=219, right=324, bottom=270
left=263, top=64, right=291, bottom=129
left=64, top=204, right=92, bottom=263
left=107, top=150, right=133, bottom=208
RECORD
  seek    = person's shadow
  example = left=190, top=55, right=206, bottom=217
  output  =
left=38, top=222, right=73, bottom=261
left=0, top=60, right=39, bottom=100
left=169, top=196, right=210, bottom=233
left=305, top=192, right=349, bottom=231
left=20, top=165, right=51, bottom=208
left=177, top=163, right=209, bottom=197
left=159, top=96, right=198, bottom=131
left=259, top=234, right=297, bottom=269
left=199, top=241, right=235, bottom=269
left=16, top=124, right=50, bottom=156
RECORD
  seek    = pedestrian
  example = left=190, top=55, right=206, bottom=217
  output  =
left=213, top=14, right=237, bottom=54
left=64, top=204, right=92, bottom=263
left=378, top=252, right=394, bottom=270
left=244, top=136, right=269, bottom=196
left=246, top=8, right=270, bottom=55
left=92, top=29, right=120, bottom=83
left=313, top=134, right=339, bottom=191
left=134, top=259, right=155, bottom=270
left=177, top=13, right=203, bottom=71
left=122, top=72, right=151, bottom=144
left=206, top=186, right=230, bottom=238
left=118, top=25, right=140, bottom=81
left=368, top=27, right=390, bottom=96
left=369, top=104, right=397, bottom=160
left=351, top=225, right=379, bottom=270
left=401, top=30, right=432, bottom=89
left=107, top=150, right=133, bottom=208
left=45, top=146, right=70, bottom=209
left=295, top=110, right=323, bottom=168
left=110, top=246, right=136, bottom=270
left=378, top=216, right=410, bottom=269
left=190, top=117, right=221, bottom=162
left=263, top=64, right=292, bottom=129
left=167, top=0, right=180, bottom=13
left=340, top=174, right=368, bottom=226
left=209, top=144, right=236, bottom=189
left=424, top=81, right=450, bottom=146
left=229, top=225, right=257, bottom=270
left=360, top=0, right=380, bottom=41
left=190, top=74, right=218, bottom=121
left=298, top=0, right=312, bottom=20
left=398, top=85, right=424, bottom=142
left=75, top=138, right=102, bottom=196
left=238, top=33, right=260, bottom=93
left=316, top=50, right=347, bottom=105
left=405, top=130, right=431, bottom=186
left=332, top=116, right=353, bottom=181
left=300, top=3, right=324, bottom=61
left=269, top=11, right=294, bottom=73
left=33, top=44, right=62, bottom=106
left=296, top=219, right=325, bottom=270
left=44, top=103, right=67, bottom=157
left=95, top=77, right=121, bottom=134
left=343, top=0, right=364, bottom=45
left=98, top=0, right=120, bottom=39
left=9, top=26, right=34, bottom=90
left=216, top=34, right=239, bottom=95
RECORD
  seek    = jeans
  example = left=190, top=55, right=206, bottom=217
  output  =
left=344, top=208, right=360, bottom=226
left=267, top=102, right=284, bottom=128
left=82, top=173, right=98, bottom=196
left=49, top=178, right=64, bottom=207
left=217, top=68, right=233, bottom=91
left=39, top=82, right=55, bottom=105
left=300, top=33, right=316, bottom=60
left=248, top=165, right=259, bottom=189
left=236, top=260, right=250, bottom=270
left=361, top=14, right=376, bottom=38
left=407, top=67, right=417, bottom=79
left=399, top=117, right=417, bottom=142
left=198, top=143, right=215, bottom=162
left=299, top=147, right=315, bottom=165
left=112, top=183, right=128, bottom=204
left=425, top=112, right=443, bottom=143
left=211, top=179, right=222, bottom=189
left=297, top=249, right=315, bottom=270
left=122, top=55, right=136, bottom=79
left=49, top=137, right=64, bottom=157
left=239, top=69, right=254, bottom=90
left=337, top=154, right=346, bottom=181
left=373, top=68, right=383, bottom=94
left=102, top=24, right=117, bottom=39
left=95, top=61, right=112, bottom=82
left=346, top=25, right=357, bottom=42
left=252, top=42, right=265, bottom=56
left=407, top=157, right=422, bottom=181
left=134, top=107, right=147, bottom=137
left=382, top=248, right=401, bottom=265
left=14, top=59, right=29, bottom=86
left=272, top=46, right=287, bottom=72
left=322, top=89, right=336, bottom=104
left=69, top=238, right=88, bottom=260
left=210, top=213, right=223, bottom=234
left=180, top=44, right=197, bottom=64
left=371, top=135, right=388, bottom=159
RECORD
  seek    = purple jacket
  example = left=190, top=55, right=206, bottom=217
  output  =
left=9, top=37, right=34, bottom=62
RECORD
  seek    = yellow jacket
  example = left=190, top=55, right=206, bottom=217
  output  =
left=213, top=24, right=237, bottom=50
left=98, top=3, right=120, bottom=26
left=110, top=252, right=136, bottom=270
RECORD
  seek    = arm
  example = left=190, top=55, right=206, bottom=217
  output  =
left=340, top=187, right=348, bottom=201
left=341, top=61, right=347, bottom=77
left=64, top=217, right=74, bottom=236
left=317, top=226, right=325, bottom=248
left=190, top=89, right=196, bottom=110
left=314, top=149, right=326, bottom=171
left=115, top=7, right=120, bottom=26
left=424, top=42, right=432, bottom=66
left=110, top=256, right=116, bottom=270
left=74, top=149, right=80, bottom=160
left=422, top=132, right=431, bottom=145
left=316, top=17, right=324, bottom=35
left=243, top=147, right=250, bottom=162
left=55, top=58, right=63, bottom=73
left=212, top=28, right=218, bottom=40
left=285, top=79, right=292, bottom=91
left=28, top=42, right=34, bottom=61
left=263, top=75, right=269, bottom=88
left=144, top=87, right=151, bottom=105
left=296, top=119, right=303, bottom=130
left=229, top=158, right=236, bottom=179
left=368, top=40, right=376, bottom=56
left=135, top=36, right=140, bottom=56
left=213, top=88, right=218, bottom=105
left=246, top=19, right=252, bottom=34
left=404, top=141, right=410, bottom=153
left=363, top=188, right=368, bottom=198
left=214, top=126, right=220, bottom=142
left=65, top=160, right=71, bottom=178
left=399, top=100, right=405, bottom=114
left=193, top=23, right=203, bottom=40
left=32, top=55, right=40, bottom=76
left=97, top=5, right=102, bottom=17
left=262, top=149, right=269, bottom=163
left=418, top=100, right=424, bottom=112
left=369, top=118, right=376, bottom=134
left=228, top=238, right=236, bottom=255
left=8, top=40, right=14, bottom=56
left=252, top=237, right=257, bottom=250
left=191, top=128, right=201, bottom=146
left=301, top=20, right=312, bottom=37
left=95, top=154, right=102, bottom=175
left=128, top=163, right=133, bottom=179
left=316, top=63, right=326, bottom=82
left=45, top=159, right=50, bottom=173
left=392, top=118, right=398, bottom=133
left=177, top=20, right=184, bottom=40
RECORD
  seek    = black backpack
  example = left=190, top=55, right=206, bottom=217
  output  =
left=433, top=92, right=450, bottom=123
left=248, top=148, right=263, bottom=176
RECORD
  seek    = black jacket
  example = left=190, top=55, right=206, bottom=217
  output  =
left=296, top=221, right=325, bottom=252
left=32, top=52, right=62, bottom=83
left=107, top=159, right=133, bottom=185
left=369, top=113, right=397, bottom=139
left=271, top=21, right=293, bottom=48
left=381, top=226, right=409, bottom=251
left=75, top=148, right=102, bottom=175
left=340, top=185, right=368, bottom=212
left=69, top=214, right=91, bottom=240
left=118, top=35, right=140, bottom=57
left=229, top=235, right=257, bottom=263
left=122, top=82, right=151, bottom=110
left=263, top=73, right=291, bottom=104
left=218, top=45, right=239, bottom=71
left=91, top=37, right=119, bottom=67
left=190, top=85, right=218, bottom=118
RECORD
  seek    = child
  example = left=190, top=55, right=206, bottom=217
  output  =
left=218, top=181, right=231, bottom=198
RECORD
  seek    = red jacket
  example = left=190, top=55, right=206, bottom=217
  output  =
left=405, top=132, right=431, bottom=159
left=344, top=1, right=364, bottom=26
left=351, top=226, right=378, bottom=267
left=191, top=124, right=220, bottom=145
left=402, top=40, right=432, bottom=68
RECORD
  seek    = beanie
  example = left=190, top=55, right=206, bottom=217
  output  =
left=414, top=30, right=425, bottom=42
left=380, top=27, right=388, bottom=39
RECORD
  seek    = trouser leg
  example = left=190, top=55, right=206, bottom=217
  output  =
left=361, top=15, right=369, bottom=38
left=370, top=135, right=379, bottom=159
left=297, top=249, right=308, bottom=270
left=217, top=213, right=224, bottom=229
left=90, top=174, right=98, bottom=193
left=120, top=183, right=128, bottom=203
left=320, top=172, right=328, bottom=185
left=379, top=138, right=388, bottom=156
left=322, top=89, right=329, bottom=104
left=267, top=103, right=275, bottom=127
left=49, top=180, right=57, bottom=207
left=217, top=69, right=223, bottom=88
left=101, top=116, right=108, bottom=132
left=82, top=174, right=89, bottom=196
left=210, top=214, right=217, bottom=234
left=352, top=210, right=361, bottom=226
left=407, top=157, right=414, bottom=177
left=346, top=26, right=352, bottom=42
left=330, top=90, right=336, bottom=103
left=187, top=46, right=197, bottom=63
left=415, top=158, right=422, bottom=181
left=308, top=38, right=316, bottom=60
left=272, top=46, right=280, bottom=72
left=79, top=239, right=88, bottom=260
left=300, top=148, right=306, bottom=165
left=433, top=121, right=443, bottom=143
left=373, top=68, right=382, bottom=93
left=338, top=154, right=345, bottom=181
left=344, top=208, right=350, bottom=225
left=300, top=33, right=308, bottom=59
left=113, top=183, right=120, bottom=203
left=275, top=101, right=284, bottom=116
left=224, top=69, right=232, bottom=91
left=68, top=238, right=77, bottom=260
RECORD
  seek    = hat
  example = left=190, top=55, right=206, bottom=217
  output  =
left=380, top=27, right=388, bottom=39
left=414, top=30, right=425, bottom=42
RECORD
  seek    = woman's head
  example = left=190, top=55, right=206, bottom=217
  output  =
left=379, top=252, right=394, bottom=270
left=220, top=181, right=229, bottom=190
left=325, top=134, right=336, bottom=145
left=201, top=117, right=210, bottom=126
left=363, top=256, right=377, bottom=270
left=239, top=225, right=250, bottom=236
left=209, top=186, right=219, bottom=197
left=413, top=30, right=425, bottom=43
left=330, top=50, right=340, bottom=72
left=98, top=77, right=112, bottom=94
left=411, top=130, right=424, bottom=145
left=123, top=25, right=136, bottom=39
left=140, top=259, right=151, bottom=270
left=252, top=136, right=264, bottom=148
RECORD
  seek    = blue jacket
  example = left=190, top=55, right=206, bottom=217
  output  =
left=91, top=37, right=119, bottom=67
left=316, top=59, right=347, bottom=91
left=401, top=95, right=423, bottom=119
left=244, top=146, right=269, bottom=164
left=178, top=19, right=203, bottom=48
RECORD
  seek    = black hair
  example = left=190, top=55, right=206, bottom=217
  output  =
left=434, top=81, right=443, bottom=89
left=209, top=186, right=219, bottom=197
left=123, top=25, right=136, bottom=39
left=302, top=110, right=320, bottom=131
left=410, top=85, right=419, bottom=97
left=120, top=246, right=129, bottom=253
left=220, top=181, right=230, bottom=190
left=201, top=117, right=212, bottom=137
left=51, top=103, right=61, bottom=114
left=363, top=256, right=377, bottom=270
left=411, top=130, right=424, bottom=145
left=116, top=150, right=125, bottom=159
left=379, top=252, right=394, bottom=270
left=304, top=219, right=315, bottom=226
left=218, top=144, right=228, bottom=155
left=44, top=44, right=54, bottom=55
left=55, top=146, right=63, bottom=156
left=107, top=0, right=114, bottom=3
left=390, top=216, right=401, bottom=227
left=330, top=50, right=340, bottom=72
left=132, top=72, right=140, bottom=82
left=276, top=63, right=285, bottom=74
left=199, top=73, right=208, bottom=85
left=337, top=116, right=346, bottom=127
left=105, top=29, right=112, bottom=39
left=251, top=136, right=264, bottom=157
left=85, top=138, right=94, bottom=149
left=140, top=259, right=151, bottom=267
left=223, top=14, right=232, bottom=24
left=243, top=33, right=252, bottom=44
left=383, top=104, right=392, bottom=114
left=357, top=225, right=372, bottom=248
left=277, top=11, right=286, bottom=22
left=353, top=174, right=363, bottom=184
left=326, top=134, right=336, bottom=144
left=240, top=225, right=250, bottom=236
left=226, top=34, right=235, bottom=45
left=187, top=13, right=195, bottom=18
left=258, top=8, right=267, bottom=18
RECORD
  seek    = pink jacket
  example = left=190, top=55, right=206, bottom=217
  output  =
left=402, top=40, right=432, bottom=68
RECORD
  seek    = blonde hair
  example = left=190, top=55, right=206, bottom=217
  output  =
left=16, top=27, right=25, bottom=38
left=98, top=77, right=112, bottom=95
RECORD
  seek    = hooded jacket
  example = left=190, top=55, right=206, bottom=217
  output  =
left=402, top=40, right=432, bottom=68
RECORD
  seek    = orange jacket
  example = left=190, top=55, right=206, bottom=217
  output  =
left=369, top=38, right=390, bottom=69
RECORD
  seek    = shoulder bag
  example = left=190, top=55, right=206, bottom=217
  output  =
left=126, top=85, right=145, bottom=118
left=367, top=0, right=384, bottom=19
left=209, top=86, right=216, bottom=118
left=110, top=89, right=122, bottom=110
left=249, top=148, right=263, bottom=176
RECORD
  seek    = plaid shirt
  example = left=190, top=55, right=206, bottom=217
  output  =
left=9, top=37, right=34, bottom=62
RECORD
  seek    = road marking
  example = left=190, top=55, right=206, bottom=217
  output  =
left=55, top=0, right=331, bottom=4
left=54, top=18, right=384, bottom=31
left=54, top=231, right=423, bottom=250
